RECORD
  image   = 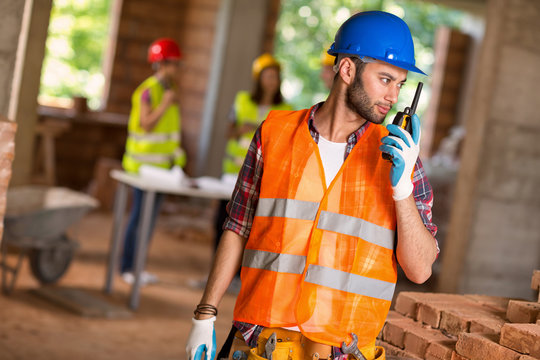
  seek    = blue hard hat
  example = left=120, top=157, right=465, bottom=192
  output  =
left=328, top=11, right=425, bottom=75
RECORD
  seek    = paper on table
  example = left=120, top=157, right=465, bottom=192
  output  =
left=194, top=174, right=237, bottom=195
left=139, top=165, right=187, bottom=188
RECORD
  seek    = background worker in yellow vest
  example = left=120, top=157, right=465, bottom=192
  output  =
left=210, top=53, right=292, bottom=292
left=186, top=11, right=439, bottom=360
left=320, top=49, right=336, bottom=90
left=120, top=38, right=186, bottom=285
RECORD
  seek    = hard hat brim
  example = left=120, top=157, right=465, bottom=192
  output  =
left=328, top=50, right=426, bottom=76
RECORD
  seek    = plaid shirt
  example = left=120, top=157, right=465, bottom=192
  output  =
left=224, top=103, right=438, bottom=355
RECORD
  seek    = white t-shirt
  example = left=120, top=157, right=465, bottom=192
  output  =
left=283, top=135, right=346, bottom=333
left=317, top=134, right=347, bottom=186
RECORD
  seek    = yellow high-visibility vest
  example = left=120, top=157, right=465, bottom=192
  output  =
left=123, top=76, right=186, bottom=173
left=222, top=91, right=292, bottom=175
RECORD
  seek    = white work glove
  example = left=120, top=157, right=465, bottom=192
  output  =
left=186, top=316, right=217, bottom=360
left=380, top=114, right=421, bottom=201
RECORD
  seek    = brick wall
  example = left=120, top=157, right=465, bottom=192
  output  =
left=45, top=0, right=281, bottom=190
left=105, top=0, right=220, bottom=174
left=101, top=0, right=280, bottom=176
left=422, top=27, right=471, bottom=158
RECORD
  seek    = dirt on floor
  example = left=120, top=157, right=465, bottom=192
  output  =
left=0, top=198, right=434, bottom=360
left=0, top=200, right=239, bottom=360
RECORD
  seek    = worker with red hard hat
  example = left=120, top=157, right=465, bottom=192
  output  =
left=187, top=11, right=438, bottom=360
left=120, top=38, right=187, bottom=285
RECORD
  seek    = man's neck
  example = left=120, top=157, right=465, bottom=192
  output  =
left=314, top=90, right=367, bottom=143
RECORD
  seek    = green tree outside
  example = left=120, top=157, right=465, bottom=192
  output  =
left=274, top=0, right=466, bottom=121
left=39, top=0, right=111, bottom=110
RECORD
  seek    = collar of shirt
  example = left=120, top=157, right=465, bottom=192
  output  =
left=308, top=102, right=371, bottom=159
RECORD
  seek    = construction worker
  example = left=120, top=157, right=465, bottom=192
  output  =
left=209, top=53, right=293, bottom=293
left=222, top=53, right=293, bottom=175
left=120, top=38, right=186, bottom=285
left=320, top=49, right=336, bottom=90
left=186, top=11, right=438, bottom=360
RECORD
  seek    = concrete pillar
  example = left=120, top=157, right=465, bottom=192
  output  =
left=8, top=0, right=53, bottom=186
left=197, top=0, right=271, bottom=177
left=0, top=1, right=26, bottom=116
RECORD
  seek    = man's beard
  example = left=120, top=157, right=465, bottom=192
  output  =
left=345, top=75, right=388, bottom=125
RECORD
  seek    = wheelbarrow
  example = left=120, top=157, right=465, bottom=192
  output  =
left=1, top=186, right=98, bottom=294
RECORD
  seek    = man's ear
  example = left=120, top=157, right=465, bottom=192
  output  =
left=337, top=57, right=356, bottom=86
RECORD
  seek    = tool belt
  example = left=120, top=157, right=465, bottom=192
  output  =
left=228, top=328, right=385, bottom=360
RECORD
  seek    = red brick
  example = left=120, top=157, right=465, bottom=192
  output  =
left=439, top=304, right=504, bottom=336
left=382, top=311, right=419, bottom=348
left=417, top=300, right=488, bottom=329
left=469, top=317, right=506, bottom=335
left=465, top=294, right=514, bottom=313
left=425, top=339, right=457, bottom=360
left=507, top=300, right=540, bottom=323
left=376, top=339, right=422, bottom=359
left=394, top=292, right=468, bottom=319
left=455, top=333, right=521, bottom=360
left=451, top=351, right=469, bottom=360
left=531, top=270, right=540, bottom=291
left=403, top=324, right=452, bottom=358
left=394, top=292, right=422, bottom=317
left=417, top=302, right=446, bottom=328
left=500, top=323, right=540, bottom=357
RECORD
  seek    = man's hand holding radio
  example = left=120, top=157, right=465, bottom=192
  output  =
left=380, top=113, right=421, bottom=201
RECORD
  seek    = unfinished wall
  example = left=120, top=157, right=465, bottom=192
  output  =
left=105, top=0, right=220, bottom=175
left=439, top=0, right=540, bottom=299
left=106, top=0, right=280, bottom=176
left=421, top=27, right=472, bottom=158
left=30, top=0, right=281, bottom=191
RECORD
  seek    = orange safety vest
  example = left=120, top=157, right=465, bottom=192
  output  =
left=233, top=107, right=398, bottom=348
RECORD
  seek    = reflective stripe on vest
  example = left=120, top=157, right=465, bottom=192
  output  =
left=255, top=198, right=395, bottom=250
left=304, top=264, right=395, bottom=301
left=243, top=249, right=306, bottom=274
left=243, top=250, right=395, bottom=301
left=128, top=132, right=180, bottom=143
left=255, top=198, right=319, bottom=220
left=222, top=91, right=292, bottom=175
left=318, top=211, right=394, bottom=250
left=233, top=107, right=397, bottom=348
left=125, top=152, right=173, bottom=164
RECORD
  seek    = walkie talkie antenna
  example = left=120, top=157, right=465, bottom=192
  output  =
left=409, top=82, right=423, bottom=115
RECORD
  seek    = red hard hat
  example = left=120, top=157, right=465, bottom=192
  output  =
left=148, top=38, right=182, bottom=63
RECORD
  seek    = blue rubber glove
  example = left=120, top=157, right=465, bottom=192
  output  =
left=186, top=316, right=217, bottom=360
left=380, top=114, right=421, bottom=201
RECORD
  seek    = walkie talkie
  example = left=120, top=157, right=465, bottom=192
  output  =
left=382, top=82, right=423, bottom=160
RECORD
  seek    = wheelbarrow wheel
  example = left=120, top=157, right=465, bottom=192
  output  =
left=28, top=235, right=75, bottom=284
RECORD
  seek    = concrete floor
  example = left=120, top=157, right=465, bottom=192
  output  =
left=0, top=201, right=435, bottom=359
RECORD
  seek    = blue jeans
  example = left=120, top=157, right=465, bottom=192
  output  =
left=120, top=187, right=164, bottom=273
